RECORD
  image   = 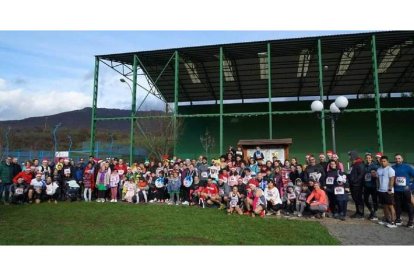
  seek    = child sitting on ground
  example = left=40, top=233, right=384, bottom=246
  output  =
left=306, top=181, right=328, bottom=219
left=283, top=183, right=297, bottom=216
left=123, top=177, right=136, bottom=203
left=227, top=186, right=243, bottom=215
left=264, top=180, right=282, bottom=216
left=45, top=176, right=59, bottom=204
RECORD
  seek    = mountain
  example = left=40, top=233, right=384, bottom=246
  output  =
left=0, top=107, right=165, bottom=131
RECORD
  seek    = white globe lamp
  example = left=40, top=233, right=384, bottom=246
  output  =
left=330, top=102, right=341, bottom=113
left=311, top=100, right=324, bottom=112
left=334, top=96, right=349, bottom=109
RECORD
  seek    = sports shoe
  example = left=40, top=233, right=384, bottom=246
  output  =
left=182, top=201, right=189, bottom=206
left=54, top=200, right=58, bottom=204
left=406, top=222, right=413, bottom=229
left=114, top=199, right=117, bottom=203
left=275, top=210, right=281, bottom=216
left=110, top=199, right=114, bottom=203
left=370, top=216, right=378, bottom=221
left=297, top=213, right=303, bottom=217
left=339, top=216, right=346, bottom=221
left=266, top=211, right=274, bottom=216
left=149, top=200, right=154, bottom=203
left=176, top=202, right=180, bottom=206
left=395, top=219, right=403, bottom=226
left=168, top=201, right=174, bottom=205
left=386, top=223, right=397, bottom=228
left=218, top=203, right=225, bottom=210
left=378, top=220, right=388, bottom=225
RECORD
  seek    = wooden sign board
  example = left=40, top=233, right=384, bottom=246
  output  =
left=237, top=138, right=292, bottom=164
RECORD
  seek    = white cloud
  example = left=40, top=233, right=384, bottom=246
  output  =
left=0, top=83, right=91, bottom=120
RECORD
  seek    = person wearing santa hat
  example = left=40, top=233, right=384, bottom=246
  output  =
left=375, top=152, right=383, bottom=166
left=13, top=167, right=33, bottom=185
left=326, top=150, right=334, bottom=161
left=28, top=173, right=45, bottom=204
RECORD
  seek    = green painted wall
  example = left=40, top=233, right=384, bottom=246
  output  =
left=176, top=98, right=414, bottom=164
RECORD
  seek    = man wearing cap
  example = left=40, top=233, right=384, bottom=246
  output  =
left=392, top=153, right=414, bottom=228
left=28, top=173, right=46, bottom=204
left=348, top=150, right=366, bottom=218
left=0, top=156, right=13, bottom=204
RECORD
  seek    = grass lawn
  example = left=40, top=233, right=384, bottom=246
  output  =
left=0, top=202, right=339, bottom=245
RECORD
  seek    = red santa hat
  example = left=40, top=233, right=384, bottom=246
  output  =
left=248, top=178, right=259, bottom=187
left=375, top=152, right=383, bottom=158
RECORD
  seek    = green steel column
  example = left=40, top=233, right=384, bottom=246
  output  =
left=371, top=35, right=384, bottom=153
left=130, top=55, right=138, bottom=165
left=219, top=47, right=224, bottom=155
left=317, top=39, right=327, bottom=154
left=90, top=57, right=99, bottom=156
left=173, top=51, right=179, bottom=157
left=267, top=43, right=273, bottom=139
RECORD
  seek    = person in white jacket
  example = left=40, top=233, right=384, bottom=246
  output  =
left=264, top=180, right=282, bottom=215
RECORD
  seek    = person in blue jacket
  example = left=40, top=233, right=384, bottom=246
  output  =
left=392, top=153, right=414, bottom=228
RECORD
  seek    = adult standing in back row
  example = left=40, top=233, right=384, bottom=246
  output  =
left=348, top=151, right=365, bottom=219
left=376, top=156, right=397, bottom=228
left=392, top=154, right=414, bottom=228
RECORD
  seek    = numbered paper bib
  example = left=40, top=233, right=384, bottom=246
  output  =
left=15, top=188, right=24, bottom=195
left=288, top=193, right=296, bottom=200
left=326, top=177, right=334, bottom=185
left=64, top=168, right=71, bottom=175
left=395, top=177, right=406, bottom=186
left=201, top=172, right=208, bottom=178
left=334, top=187, right=345, bottom=195
left=299, top=193, right=307, bottom=201
left=230, top=199, right=238, bottom=207
left=364, top=173, right=372, bottom=182
left=118, top=170, right=124, bottom=175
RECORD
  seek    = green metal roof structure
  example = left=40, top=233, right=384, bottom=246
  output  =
left=91, top=31, right=414, bottom=164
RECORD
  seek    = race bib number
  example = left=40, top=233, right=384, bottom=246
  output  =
left=326, top=177, right=334, bottom=185
left=64, top=168, right=71, bottom=175
left=118, top=170, right=124, bottom=175
left=299, top=193, right=307, bottom=201
left=364, top=173, right=372, bottom=182
left=230, top=199, right=238, bottom=208
left=288, top=193, right=296, bottom=200
left=334, top=187, right=345, bottom=195
left=15, top=188, right=24, bottom=195
left=395, top=177, right=406, bottom=186
left=201, top=171, right=208, bottom=178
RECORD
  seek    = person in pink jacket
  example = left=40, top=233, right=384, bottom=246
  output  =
left=306, top=182, right=328, bottom=218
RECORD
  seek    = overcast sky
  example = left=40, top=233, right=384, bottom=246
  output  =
left=0, top=31, right=360, bottom=121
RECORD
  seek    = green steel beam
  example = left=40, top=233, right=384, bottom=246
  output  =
left=130, top=55, right=138, bottom=165
left=317, top=39, right=327, bottom=153
left=219, top=47, right=224, bottom=155
left=371, top=35, right=384, bottom=153
left=93, top=107, right=414, bottom=121
left=90, top=57, right=99, bottom=156
left=173, top=51, right=179, bottom=157
left=267, top=43, right=273, bottom=139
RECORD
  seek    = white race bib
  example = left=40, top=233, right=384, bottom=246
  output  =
left=230, top=198, right=238, bottom=207
left=334, top=187, right=345, bottom=195
left=118, top=170, right=124, bottom=175
left=201, top=171, right=208, bottom=178
left=15, top=188, right=24, bottom=195
left=299, top=193, right=307, bottom=201
left=395, top=177, right=406, bottom=186
left=364, top=173, right=372, bottom=182
left=326, top=177, right=334, bottom=185
left=64, top=168, right=71, bottom=175
left=288, top=193, right=296, bottom=200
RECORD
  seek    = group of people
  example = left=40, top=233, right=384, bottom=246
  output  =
left=0, top=145, right=413, bottom=228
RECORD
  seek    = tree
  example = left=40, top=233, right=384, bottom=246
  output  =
left=200, top=128, right=215, bottom=159
left=135, top=112, right=184, bottom=160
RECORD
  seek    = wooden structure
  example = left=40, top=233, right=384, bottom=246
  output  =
left=237, top=138, right=292, bottom=163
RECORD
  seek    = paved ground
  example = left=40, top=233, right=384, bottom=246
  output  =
left=273, top=202, right=414, bottom=245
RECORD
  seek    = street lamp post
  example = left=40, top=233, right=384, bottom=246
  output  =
left=310, top=96, right=349, bottom=153
left=53, top=122, right=62, bottom=158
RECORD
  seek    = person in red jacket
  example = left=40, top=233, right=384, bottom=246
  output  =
left=201, top=178, right=220, bottom=207
left=306, top=182, right=328, bottom=218
left=13, top=167, right=33, bottom=185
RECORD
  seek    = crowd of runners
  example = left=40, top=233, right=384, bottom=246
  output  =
left=0, top=146, right=413, bottom=228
